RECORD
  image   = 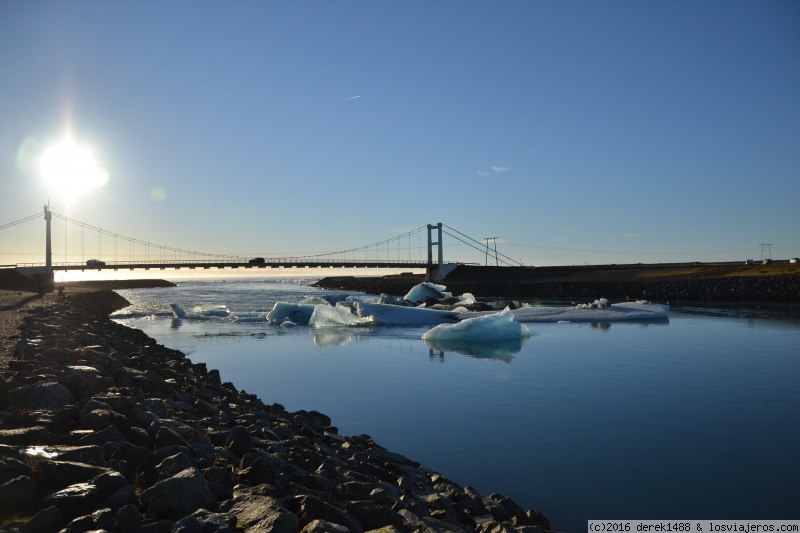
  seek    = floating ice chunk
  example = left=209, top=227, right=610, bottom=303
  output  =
left=576, top=298, right=610, bottom=309
left=232, top=314, right=268, bottom=323
left=300, top=296, right=333, bottom=306
left=455, top=293, right=477, bottom=306
left=193, top=305, right=231, bottom=317
left=310, top=304, right=373, bottom=328
left=168, top=303, right=230, bottom=319
left=422, top=308, right=531, bottom=342
left=279, top=320, right=296, bottom=328
left=403, top=282, right=452, bottom=302
left=356, top=301, right=460, bottom=326
left=266, top=302, right=317, bottom=325
left=459, top=301, right=669, bottom=323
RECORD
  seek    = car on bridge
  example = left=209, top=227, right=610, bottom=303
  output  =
left=248, top=257, right=265, bottom=264
left=86, top=259, right=106, bottom=267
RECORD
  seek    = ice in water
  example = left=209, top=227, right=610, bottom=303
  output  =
left=422, top=307, right=531, bottom=341
left=309, top=304, right=373, bottom=328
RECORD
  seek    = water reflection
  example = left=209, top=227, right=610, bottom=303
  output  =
left=311, top=329, right=354, bottom=348
left=422, top=336, right=529, bottom=364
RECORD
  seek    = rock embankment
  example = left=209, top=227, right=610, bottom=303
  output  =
left=315, top=275, right=800, bottom=302
left=0, top=292, right=552, bottom=533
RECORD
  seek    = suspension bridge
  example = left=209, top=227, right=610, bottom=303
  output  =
left=2, top=205, right=524, bottom=288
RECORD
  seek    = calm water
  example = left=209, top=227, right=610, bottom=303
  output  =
left=112, top=279, right=800, bottom=533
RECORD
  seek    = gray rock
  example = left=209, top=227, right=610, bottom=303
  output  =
left=36, top=459, right=108, bottom=492
left=76, top=424, right=126, bottom=445
left=0, top=426, right=51, bottom=445
left=295, top=495, right=363, bottom=533
left=174, top=509, right=236, bottom=533
left=344, top=501, right=404, bottom=531
left=19, top=381, right=75, bottom=410
left=102, top=483, right=136, bottom=511
left=57, top=373, right=94, bottom=400
left=152, top=424, right=189, bottom=448
left=139, top=467, right=214, bottom=520
left=42, top=470, right=127, bottom=519
left=154, top=452, right=194, bottom=480
left=300, top=519, right=353, bottom=533
left=239, top=452, right=282, bottom=485
left=226, top=425, right=254, bottom=456
left=227, top=490, right=300, bottom=533
left=0, top=475, right=38, bottom=521
left=114, top=504, right=142, bottom=533
left=13, top=505, right=63, bottom=533
left=0, top=457, right=34, bottom=485
left=52, top=445, right=105, bottom=465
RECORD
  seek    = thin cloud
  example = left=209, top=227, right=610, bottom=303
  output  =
left=491, top=166, right=512, bottom=173
left=476, top=171, right=490, bottom=176
left=625, top=233, right=642, bottom=237
left=345, top=95, right=361, bottom=100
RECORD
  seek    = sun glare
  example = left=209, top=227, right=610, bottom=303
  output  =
left=40, top=138, right=108, bottom=201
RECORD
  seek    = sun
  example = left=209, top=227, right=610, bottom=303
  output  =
left=39, top=138, right=108, bottom=202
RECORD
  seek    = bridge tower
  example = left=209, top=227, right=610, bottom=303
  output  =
left=426, top=223, right=444, bottom=282
left=35, top=203, right=55, bottom=291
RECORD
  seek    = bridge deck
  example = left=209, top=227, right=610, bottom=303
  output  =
left=17, top=259, right=436, bottom=272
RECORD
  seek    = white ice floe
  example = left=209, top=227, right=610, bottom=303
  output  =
left=309, top=304, right=373, bottom=328
left=403, top=282, right=452, bottom=302
left=422, top=307, right=531, bottom=342
left=356, top=301, right=460, bottom=326
left=169, top=304, right=231, bottom=319
left=266, top=302, right=321, bottom=325
left=459, top=301, right=669, bottom=323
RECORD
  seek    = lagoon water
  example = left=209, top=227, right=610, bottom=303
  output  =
left=112, top=278, right=800, bottom=533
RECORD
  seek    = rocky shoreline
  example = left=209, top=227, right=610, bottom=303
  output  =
left=0, top=291, right=552, bottom=533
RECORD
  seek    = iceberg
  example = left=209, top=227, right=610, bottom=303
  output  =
left=459, top=301, right=669, bottom=323
left=403, top=282, right=452, bottom=302
left=356, top=301, right=460, bottom=326
left=422, top=307, right=531, bottom=342
left=310, top=304, right=373, bottom=328
left=266, top=302, right=320, bottom=325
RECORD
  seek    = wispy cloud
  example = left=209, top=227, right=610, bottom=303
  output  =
left=526, top=144, right=549, bottom=152
left=477, top=171, right=490, bottom=176
left=625, top=233, right=642, bottom=237
left=345, top=95, right=361, bottom=100
left=491, top=166, right=512, bottom=173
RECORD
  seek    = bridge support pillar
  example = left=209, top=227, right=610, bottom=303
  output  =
left=40, top=204, right=54, bottom=291
left=426, top=223, right=443, bottom=282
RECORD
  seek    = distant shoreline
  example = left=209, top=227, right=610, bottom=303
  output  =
left=314, top=264, right=800, bottom=303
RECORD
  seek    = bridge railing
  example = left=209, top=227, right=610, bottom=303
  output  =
left=14, top=258, right=435, bottom=268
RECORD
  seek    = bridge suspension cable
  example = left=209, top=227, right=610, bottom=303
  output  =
left=441, top=224, right=523, bottom=267
left=0, top=212, right=43, bottom=232
left=50, top=212, right=243, bottom=264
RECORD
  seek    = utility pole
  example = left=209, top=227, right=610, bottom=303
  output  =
left=760, top=244, right=773, bottom=261
left=484, top=237, right=499, bottom=266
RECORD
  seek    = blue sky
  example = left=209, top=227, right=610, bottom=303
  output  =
left=2, top=1, right=799, bottom=269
